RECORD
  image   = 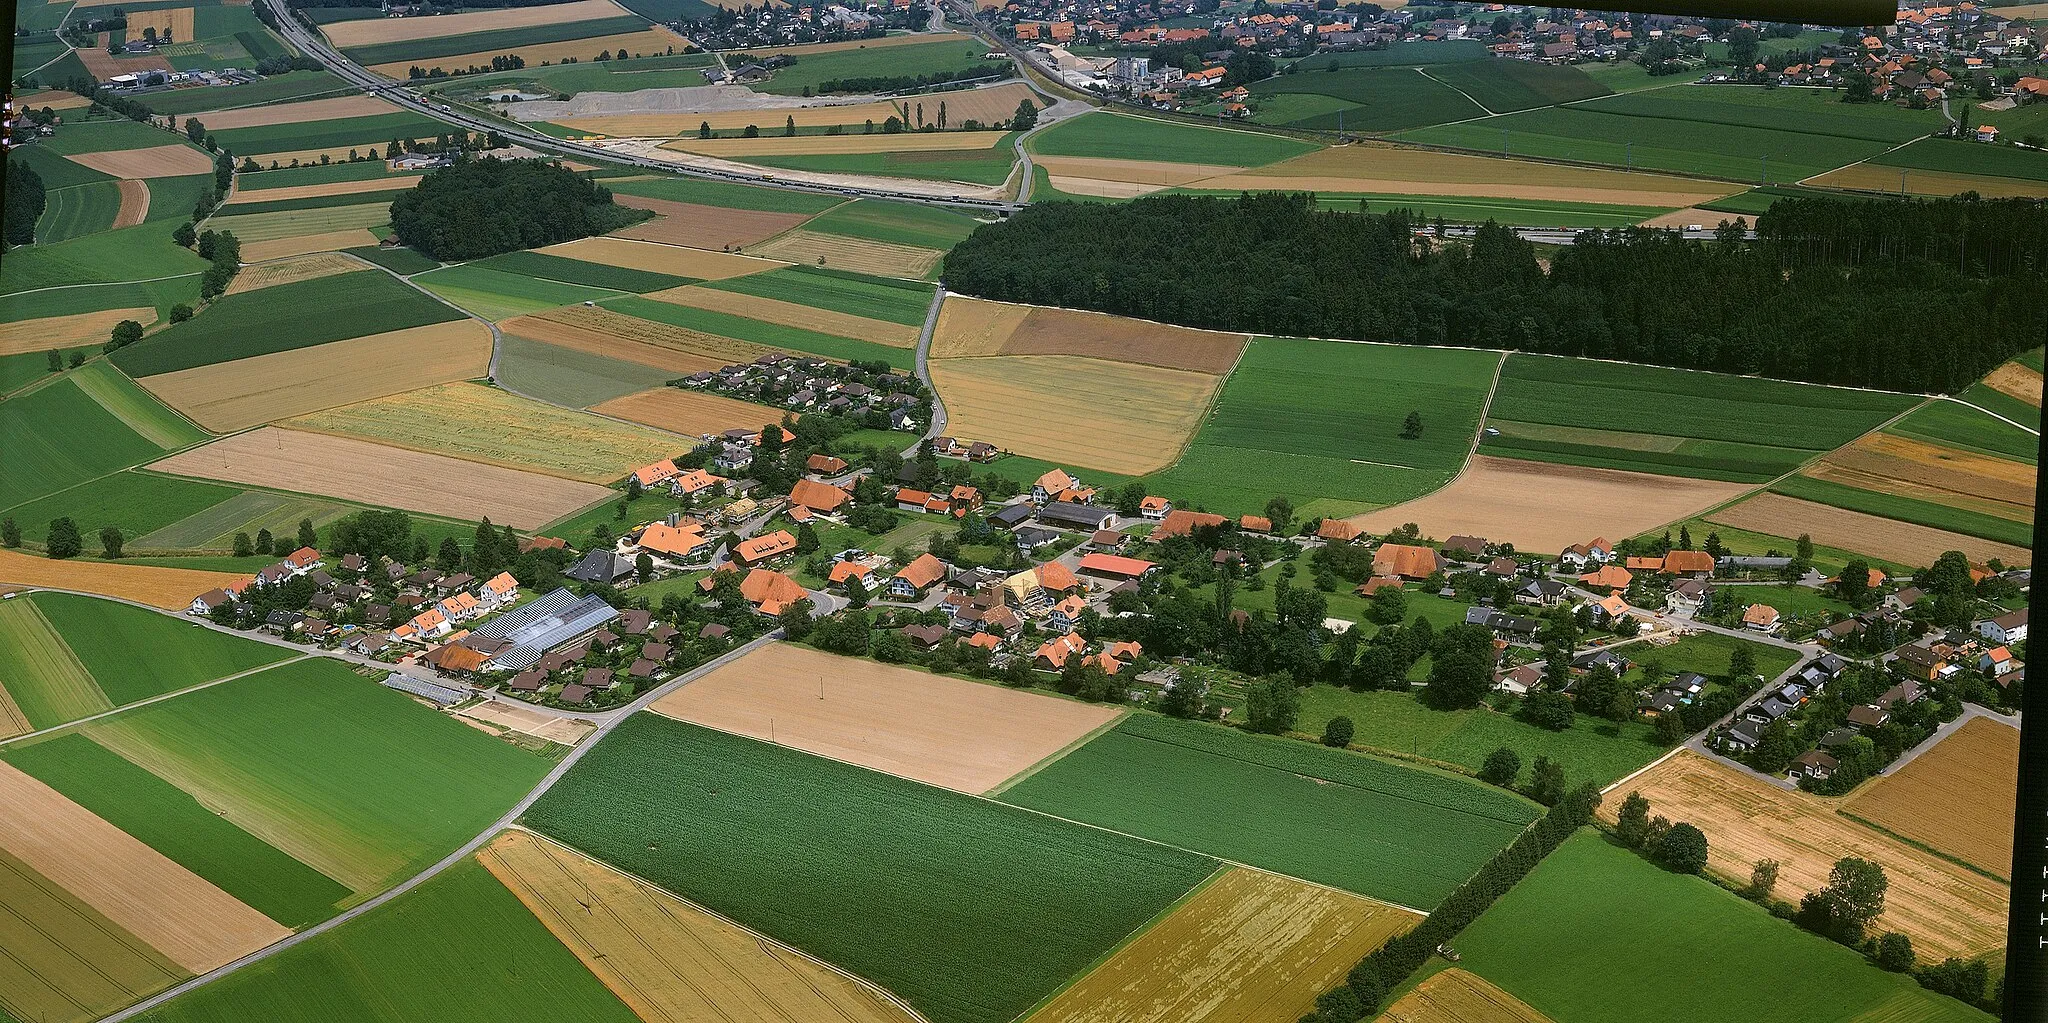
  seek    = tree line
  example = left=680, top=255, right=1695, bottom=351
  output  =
left=939, top=192, right=2047, bottom=394
left=388, top=157, right=648, bottom=260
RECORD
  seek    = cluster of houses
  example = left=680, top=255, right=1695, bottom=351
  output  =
left=674, top=0, right=924, bottom=53
left=676, top=354, right=924, bottom=435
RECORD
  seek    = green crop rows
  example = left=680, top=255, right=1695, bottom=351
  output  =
left=1773, top=474, right=2033, bottom=546
left=472, top=249, right=694, bottom=293
left=414, top=263, right=616, bottom=320
left=1423, top=59, right=1610, bottom=113
left=1250, top=67, right=1486, bottom=132
left=343, top=244, right=438, bottom=274
left=805, top=198, right=982, bottom=249
left=31, top=591, right=291, bottom=702
left=743, top=38, right=998, bottom=96
left=1029, top=111, right=1318, bottom=167
left=141, top=71, right=348, bottom=115
left=1874, top=137, right=2048, bottom=182
left=606, top=174, right=846, bottom=214
left=36, top=181, right=122, bottom=244
left=603, top=294, right=913, bottom=369
left=113, top=271, right=464, bottom=376
left=1296, top=687, right=1663, bottom=789
left=239, top=161, right=417, bottom=191
left=1002, top=714, right=1537, bottom=910
left=210, top=111, right=448, bottom=156
left=704, top=265, right=934, bottom=324
left=0, top=377, right=171, bottom=509
left=751, top=145, right=1019, bottom=186
left=1886, top=401, right=2037, bottom=464
left=524, top=714, right=1217, bottom=1023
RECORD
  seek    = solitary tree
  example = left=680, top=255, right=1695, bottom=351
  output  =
left=1321, top=715, right=1353, bottom=748
left=1616, top=790, right=1652, bottom=848
left=1747, top=857, right=1780, bottom=901
left=297, top=518, right=317, bottom=551
left=45, top=517, right=82, bottom=559
left=1479, top=747, right=1521, bottom=787
left=699, top=120, right=712, bottom=139
left=46, top=349, right=62, bottom=372
left=635, top=551, right=653, bottom=583
left=785, top=114, right=797, bottom=137
left=99, top=526, right=124, bottom=559
left=233, top=531, right=254, bottom=557
left=1400, top=410, right=1423, bottom=439
left=0, top=517, right=18, bottom=548
left=1819, top=857, right=1889, bottom=933
left=1656, top=822, right=1709, bottom=874
left=254, top=527, right=274, bottom=555
left=1010, top=98, right=1039, bottom=131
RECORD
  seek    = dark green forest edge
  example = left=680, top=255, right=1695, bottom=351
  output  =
left=389, top=158, right=649, bottom=261
left=941, top=193, right=2044, bottom=394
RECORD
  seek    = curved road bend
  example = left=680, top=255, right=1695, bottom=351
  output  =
left=103, top=630, right=786, bottom=1022
left=907, top=284, right=950, bottom=457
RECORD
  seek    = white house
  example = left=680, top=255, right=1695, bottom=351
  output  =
left=1980, top=609, right=2028, bottom=645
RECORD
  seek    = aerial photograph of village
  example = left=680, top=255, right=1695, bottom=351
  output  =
left=0, top=0, right=2042, bottom=1014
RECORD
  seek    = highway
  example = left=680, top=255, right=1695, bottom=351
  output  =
left=255, top=0, right=1023, bottom=215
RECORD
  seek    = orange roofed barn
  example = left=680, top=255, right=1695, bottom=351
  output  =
left=733, top=529, right=797, bottom=565
left=789, top=478, right=850, bottom=515
left=741, top=569, right=808, bottom=616
left=1372, top=543, right=1444, bottom=580
left=1151, top=509, right=1228, bottom=539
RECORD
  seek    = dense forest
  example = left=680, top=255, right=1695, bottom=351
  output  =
left=940, top=193, right=2047, bottom=393
left=389, top=157, right=646, bottom=260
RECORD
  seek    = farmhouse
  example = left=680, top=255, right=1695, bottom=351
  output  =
left=1372, top=544, right=1445, bottom=581
left=670, top=468, right=725, bottom=497
left=1579, top=565, right=1633, bottom=591
left=1443, top=535, right=1488, bottom=560
left=1666, top=579, right=1712, bottom=615
left=1140, top=495, right=1172, bottom=519
left=789, top=479, right=851, bottom=516
left=1078, top=552, right=1157, bottom=582
left=1742, top=603, right=1781, bottom=634
left=889, top=553, right=949, bottom=599
left=806, top=453, right=849, bottom=476
left=739, top=569, right=808, bottom=616
left=1660, top=550, right=1717, bottom=577
left=565, top=549, right=635, bottom=584
left=733, top=530, right=798, bottom=566
left=1152, top=509, right=1228, bottom=539
left=1039, top=501, right=1118, bottom=531
left=635, top=521, right=712, bottom=561
left=1516, top=579, right=1567, bottom=606
left=474, top=588, right=620, bottom=672
left=633, top=459, right=680, bottom=488
left=1317, top=519, right=1362, bottom=544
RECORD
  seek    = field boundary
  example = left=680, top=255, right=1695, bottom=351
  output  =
left=1010, top=862, right=1235, bottom=1022
left=0, top=640, right=308, bottom=750
left=1835, top=809, right=2011, bottom=886
left=980, top=709, right=1128, bottom=798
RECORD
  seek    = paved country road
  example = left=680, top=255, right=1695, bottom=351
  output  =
left=101, top=629, right=784, bottom=1021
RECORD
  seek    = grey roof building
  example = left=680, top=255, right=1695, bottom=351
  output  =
left=475, top=588, right=620, bottom=672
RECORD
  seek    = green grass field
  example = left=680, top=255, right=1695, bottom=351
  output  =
left=494, top=334, right=673, bottom=408
left=141, top=71, right=348, bottom=115
left=751, top=145, right=1018, bottom=186
left=338, top=15, right=651, bottom=66
left=414, top=263, right=618, bottom=320
left=5, top=140, right=115, bottom=191
left=524, top=714, right=1217, bottom=1023
left=1143, top=339, right=1500, bottom=518
left=1480, top=354, right=1920, bottom=481
left=1698, top=183, right=1843, bottom=216
left=804, top=198, right=983, bottom=249
left=68, top=362, right=206, bottom=448
left=1250, top=67, right=1487, bottom=131
left=1624, top=632, right=1799, bottom=684
left=1588, top=86, right=1942, bottom=144
left=4, top=733, right=353, bottom=927
left=703, top=265, right=933, bottom=325
left=1423, top=59, right=1611, bottom=113
left=131, top=488, right=347, bottom=549
left=1290, top=40, right=1489, bottom=68
left=39, top=118, right=181, bottom=155
left=144, top=173, right=216, bottom=225
left=30, top=591, right=292, bottom=703
left=217, top=186, right=417, bottom=217
left=603, top=294, right=912, bottom=369
left=88, top=657, right=554, bottom=895
left=1772, top=474, right=2033, bottom=546
left=112, top=271, right=464, bottom=376
left=1717, top=581, right=1857, bottom=621
left=1295, top=686, right=1663, bottom=789
left=36, top=180, right=122, bottom=244
left=1028, top=111, right=1319, bottom=167
left=1873, top=137, right=2048, bottom=182
left=413, top=48, right=715, bottom=94
left=0, top=348, right=91, bottom=395
left=0, top=376, right=172, bottom=509
left=0, top=595, right=112, bottom=729
left=471, top=250, right=693, bottom=293
left=209, top=110, right=448, bottom=157
left=605, top=174, right=846, bottom=214
left=0, top=470, right=242, bottom=550
left=1886, top=400, right=2037, bottom=464
left=1001, top=714, right=1537, bottom=910
left=1958, top=381, right=2041, bottom=432
left=743, top=38, right=999, bottom=96
left=238, top=159, right=417, bottom=190
left=134, top=857, right=638, bottom=1023
left=1, top=218, right=207, bottom=295
left=1418, top=830, right=1991, bottom=1023
left=342, top=243, right=438, bottom=274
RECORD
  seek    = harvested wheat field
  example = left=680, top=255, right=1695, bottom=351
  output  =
left=1639, top=206, right=1732, bottom=229
left=140, top=320, right=492, bottom=432
left=481, top=830, right=919, bottom=1023
left=1983, top=361, right=2043, bottom=407
left=1806, top=432, right=2034, bottom=523
left=1047, top=174, right=1169, bottom=199
left=1349, top=455, right=1752, bottom=552
left=1030, top=867, right=1415, bottom=1023
left=917, top=82, right=1037, bottom=127
left=611, top=195, right=812, bottom=250
left=368, top=27, right=686, bottom=79
left=557, top=100, right=908, bottom=137
left=111, top=178, right=151, bottom=228
left=593, top=386, right=789, bottom=439
left=185, top=94, right=399, bottom=131
left=934, top=354, right=1220, bottom=476
left=285, top=382, right=680, bottom=483
left=648, top=284, right=918, bottom=347
left=0, top=761, right=289, bottom=974
left=324, top=0, right=628, bottom=46
left=0, top=683, right=30, bottom=740
left=78, top=45, right=172, bottom=80
left=1808, top=162, right=2048, bottom=199
left=652, top=642, right=1122, bottom=794
left=506, top=305, right=773, bottom=369
left=66, top=144, right=212, bottom=179
left=930, top=295, right=1033, bottom=357
left=206, top=203, right=391, bottom=242
left=223, top=250, right=362, bottom=295
left=151, top=427, right=612, bottom=529
left=455, top=700, right=595, bottom=746
left=15, top=89, right=94, bottom=111
left=1708, top=492, right=2031, bottom=567
left=543, top=236, right=783, bottom=279
left=1843, top=716, right=2018, bottom=881
left=240, top=229, right=382, bottom=262
left=1186, top=144, right=1738, bottom=207
left=750, top=229, right=945, bottom=279
left=226, top=175, right=416, bottom=204
left=1380, top=969, right=1554, bottom=1023
left=1608, top=750, right=2007, bottom=962
left=667, top=130, right=1010, bottom=158
left=124, top=7, right=195, bottom=43
left=0, top=842, right=189, bottom=1023
left=1006, top=304, right=1245, bottom=374
left=0, top=307, right=156, bottom=355
left=0, top=549, right=250, bottom=610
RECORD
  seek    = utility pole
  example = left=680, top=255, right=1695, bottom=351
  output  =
left=1760, top=154, right=1768, bottom=185
left=1501, top=127, right=1508, bottom=158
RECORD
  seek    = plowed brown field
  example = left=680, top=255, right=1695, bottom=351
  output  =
left=1804, top=432, right=2034, bottom=524
left=223, top=251, right=361, bottom=294
left=185, top=94, right=397, bottom=130
left=1608, top=751, right=2007, bottom=962
left=1707, top=493, right=2031, bottom=567
left=112, top=178, right=150, bottom=228
left=592, top=386, right=787, bottom=438
left=668, top=130, right=1009, bottom=157
left=1808, top=162, right=2048, bottom=199
left=66, top=144, right=212, bottom=179
left=612, top=195, right=813, bottom=249
left=323, top=0, right=627, bottom=46
left=1983, top=361, right=2043, bottom=407
left=749, top=229, right=944, bottom=279
left=930, top=295, right=1031, bottom=357
left=241, top=229, right=381, bottom=262
left=511, top=304, right=779, bottom=366
left=651, top=642, right=1123, bottom=794
left=648, top=284, right=918, bottom=347
left=1005, top=304, right=1245, bottom=374
left=1186, top=143, right=1738, bottom=207
left=1843, top=716, right=2018, bottom=880
left=367, top=26, right=686, bottom=79
left=541, top=235, right=784, bottom=279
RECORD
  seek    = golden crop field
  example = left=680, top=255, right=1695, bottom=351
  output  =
left=186, top=94, right=397, bottom=130
left=1380, top=969, right=1554, bottom=1023
left=141, top=320, right=492, bottom=432
left=1809, top=162, right=2048, bottom=199
left=14, top=89, right=94, bottom=111
left=736, top=30, right=971, bottom=58
left=150, top=427, right=613, bottom=529
left=0, top=684, right=28, bottom=739
left=0, top=307, right=156, bottom=355
left=931, top=296, right=1032, bottom=358
left=241, top=229, right=382, bottom=263
left=112, top=179, right=150, bottom=228
left=515, top=304, right=780, bottom=366
left=750, top=229, right=945, bottom=279
left=1843, top=716, right=2019, bottom=880
left=323, top=0, right=628, bottom=46
left=539, top=236, right=784, bottom=280
left=124, top=7, right=194, bottom=41
left=1983, top=361, right=2044, bottom=408
left=647, top=284, right=919, bottom=347
left=918, top=82, right=1038, bottom=128
left=932, top=297, right=1245, bottom=373
left=612, top=195, right=814, bottom=250
left=0, top=548, right=251, bottom=610
left=1609, top=751, right=2008, bottom=962
left=1034, top=155, right=1246, bottom=189
left=66, top=144, right=213, bottom=179
left=1708, top=493, right=2031, bottom=567
left=558, top=99, right=909, bottom=137
left=236, top=173, right=416, bottom=200
left=667, top=130, right=1010, bottom=158
left=480, top=830, right=920, bottom=1023
left=367, top=26, right=687, bottom=79
left=0, top=845, right=188, bottom=1023
left=224, top=251, right=361, bottom=294
left=1029, top=868, right=1416, bottom=1023
left=0, top=762, right=289, bottom=975
left=930, top=354, right=1220, bottom=475
left=592, top=386, right=789, bottom=440
left=285, top=381, right=682, bottom=482
left=1187, top=143, right=1740, bottom=207
left=205, top=203, right=391, bottom=242
left=1804, top=432, right=2034, bottom=525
